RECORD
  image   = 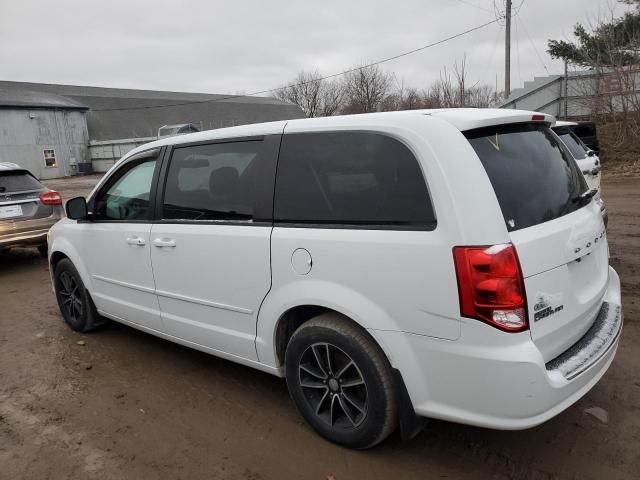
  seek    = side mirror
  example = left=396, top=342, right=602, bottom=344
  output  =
left=65, top=196, right=88, bottom=220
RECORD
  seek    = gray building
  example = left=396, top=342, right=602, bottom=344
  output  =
left=0, top=81, right=304, bottom=177
left=501, top=68, right=640, bottom=119
left=0, top=88, right=90, bottom=179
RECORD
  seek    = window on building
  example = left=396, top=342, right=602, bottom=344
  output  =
left=43, top=149, right=57, bottom=168
left=274, top=132, right=436, bottom=228
left=162, top=141, right=266, bottom=221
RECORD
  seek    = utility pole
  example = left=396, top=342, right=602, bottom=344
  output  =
left=563, top=59, right=569, bottom=119
left=504, top=0, right=512, bottom=99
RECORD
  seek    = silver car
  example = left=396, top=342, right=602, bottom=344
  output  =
left=0, top=162, right=64, bottom=256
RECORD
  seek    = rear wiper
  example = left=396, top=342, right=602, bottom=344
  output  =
left=572, top=189, right=598, bottom=204
left=559, top=189, right=597, bottom=216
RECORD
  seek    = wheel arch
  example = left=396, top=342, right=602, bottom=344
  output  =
left=257, top=286, right=400, bottom=372
left=49, top=238, right=94, bottom=292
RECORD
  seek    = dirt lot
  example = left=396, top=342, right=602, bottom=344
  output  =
left=1, top=174, right=638, bottom=480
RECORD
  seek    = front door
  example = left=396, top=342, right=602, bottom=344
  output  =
left=150, top=137, right=279, bottom=360
left=81, top=149, right=163, bottom=332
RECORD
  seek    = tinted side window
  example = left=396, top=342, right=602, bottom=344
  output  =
left=274, top=132, right=435, bottom=228
left=162, top=141, right=266, bottom=221
left=94, top=159, right=157, bottom=221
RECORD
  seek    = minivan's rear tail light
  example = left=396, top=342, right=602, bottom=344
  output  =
left=39, top=190, right=62, bottom=205
left=453, top=244, right=528, bottom=332
left=531, top=114, right=546, bottom=121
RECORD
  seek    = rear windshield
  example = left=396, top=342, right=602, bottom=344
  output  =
left=0, top=171, right=43, bottom=193
left=465, top=123, right=588, bottom=232
left=554, top=128, right=587, bottom=159
left=573, top=122, right=597, bottom=138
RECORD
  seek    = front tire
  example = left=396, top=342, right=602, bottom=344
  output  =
left=285, top=313, right=397, bottom=449
left=54, top=258, right=102, bottom=332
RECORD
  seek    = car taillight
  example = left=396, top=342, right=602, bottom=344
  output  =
left=453, top=244, right=528, bottom=332
left=39, top=190, right=62, bottom=205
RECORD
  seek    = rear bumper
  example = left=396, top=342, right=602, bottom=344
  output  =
left=0, top=228, right=49, bottom=247
left=0, top=211, right=62, bottom=248
left=369, top=266, right=622, bottom=430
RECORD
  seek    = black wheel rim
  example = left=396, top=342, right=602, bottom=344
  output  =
left=298, top=343, right=368, bottom=430
left=58, top=271, right=83, bottom=324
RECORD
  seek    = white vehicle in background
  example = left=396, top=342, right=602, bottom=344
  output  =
left=157, top=123, right=200, bottom=139
left=48, top=109, right=622, bottom=449
left=552, top=121, right=607, bottom=224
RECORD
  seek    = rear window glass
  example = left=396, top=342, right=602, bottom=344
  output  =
left=0, top=171, right=43, bottom=193
left=554, top=129, right=587, bottom=159
left=274, top=132, right=435, bottom=228
left=573, top=123, right=597, bottom=138
left=465, top=123, right=588, bottom=232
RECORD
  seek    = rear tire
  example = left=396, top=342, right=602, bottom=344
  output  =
left=53, top=258, right=102, bottom=332
left=285, top=313, right=397, bottom=449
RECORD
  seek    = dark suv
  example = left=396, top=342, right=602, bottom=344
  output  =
left=0, top=162, right=64, bottom=256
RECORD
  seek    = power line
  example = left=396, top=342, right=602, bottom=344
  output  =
left=516, top=15, right=550, bottom=74
left=93, top=18, right=503, bottom=112
left=452, top=0, right=493, bottom=13
left=512, top=0, right=526, bottom=16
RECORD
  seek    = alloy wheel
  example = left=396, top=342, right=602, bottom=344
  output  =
left=58, top=271, right=83, bottom=324
left=298, top=342, right=368, bottom=429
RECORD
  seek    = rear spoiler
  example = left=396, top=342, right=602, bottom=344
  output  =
left=423, top=110, right=555, bottom=132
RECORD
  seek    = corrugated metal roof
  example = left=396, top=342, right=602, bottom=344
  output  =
left=0, top=81, right=304, bottom=141
left=0, top=87, right=88, bottom=109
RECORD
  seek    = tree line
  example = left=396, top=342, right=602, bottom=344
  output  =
left=273, top=55, right=499, bottom=118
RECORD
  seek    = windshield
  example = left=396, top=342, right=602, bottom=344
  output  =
left=465, top=123, right=588, bottom=232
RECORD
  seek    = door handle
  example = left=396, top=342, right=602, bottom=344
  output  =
left=153, top=238, right=176, bottom=248
left=126, top=236, right=146, bottom=246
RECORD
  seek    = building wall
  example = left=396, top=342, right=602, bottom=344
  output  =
left=88, top=137, right=156, bottom=172
left=0, top=109, right=89, bottom=180
left=502, top=69, right=640, bottom=119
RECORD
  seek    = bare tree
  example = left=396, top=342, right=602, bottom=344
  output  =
left=274, top=70, right=343, bottom=118
left=421, top=55, right=496, bottom=109
left=382, top=75, right=424, bottom=111
left=318, top=79, right=344, bottom=116
left=453, top=55, right=467, bottom=107
left=342, top=64, right=392, bottom=113
left=275, top=58, right=496, bottom=116
left=467, top=84, right=495, bottom=107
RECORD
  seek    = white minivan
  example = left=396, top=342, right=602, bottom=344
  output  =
left=49, top=109, right=623, bottom=449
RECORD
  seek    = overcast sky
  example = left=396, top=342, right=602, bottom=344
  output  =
left=0, top=0, right=633, bottom=96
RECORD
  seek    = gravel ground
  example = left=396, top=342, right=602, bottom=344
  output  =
left=0, top=173, right=638, bottom=480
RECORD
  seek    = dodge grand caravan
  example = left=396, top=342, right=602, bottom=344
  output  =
left=49, top=109, right=623, bottom=449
